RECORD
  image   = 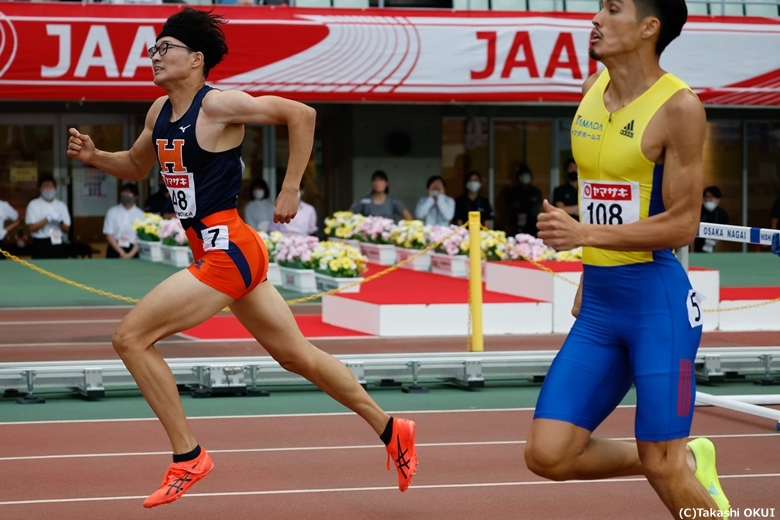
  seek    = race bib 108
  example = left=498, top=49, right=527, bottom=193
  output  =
left=163, top=172, right=196, bottom=220
left=580, top=180, right=640, bottom=226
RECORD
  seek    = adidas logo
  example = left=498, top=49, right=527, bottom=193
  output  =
left=620, top=120, right=635, bottom=138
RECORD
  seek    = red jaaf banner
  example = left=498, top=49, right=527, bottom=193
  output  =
left=0, top=3, right=778, bottom=105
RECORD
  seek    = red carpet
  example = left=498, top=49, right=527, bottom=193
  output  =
left=335, top=264, right=539, bottom=305
left=721, top=287, right=780, bottom=300
left=183, top=315, right=371, bottom=340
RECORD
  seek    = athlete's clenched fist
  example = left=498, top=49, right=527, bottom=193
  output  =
left=67, top=128, right=96, bottom=163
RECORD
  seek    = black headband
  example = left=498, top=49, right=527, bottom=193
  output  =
left=156, top=27, right=209, bottom=58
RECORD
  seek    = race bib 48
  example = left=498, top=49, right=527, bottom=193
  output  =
left=163, top=172, right=196, bottom=220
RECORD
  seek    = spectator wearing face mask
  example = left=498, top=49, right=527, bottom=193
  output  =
left=415, top=175, right=455, bottom=226
left=694, top=186, right=729, bottom=253
left=454, top=171, right=494, bottom=228
left=25, top=175, right=71, bottom=259
left=0, top=198, right=20, bottom=246
left=270, top=182, right=317, bottom=236
left=244, top=178, right=275, bottom=232
left=504, top=163, right=543, bottom=236
left=104, top=183, right=145, bottom=259
left=553, top=158, right=579, bottom=221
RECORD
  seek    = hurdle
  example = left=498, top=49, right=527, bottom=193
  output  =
left=690, top=222, right=780, bottom=429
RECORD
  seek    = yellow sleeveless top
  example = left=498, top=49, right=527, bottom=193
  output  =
left=571, top=70, right=691, bottom=267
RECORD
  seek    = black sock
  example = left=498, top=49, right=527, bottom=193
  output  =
left=379, top=417, right=394, bottom=446
left=173, top=445, right=201, bottom=463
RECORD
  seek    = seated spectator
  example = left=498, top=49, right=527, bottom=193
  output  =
left=244, top=178, right=275, bottom=232
left=503, top=163, right=543, bottom=236
left=454, top=171, right=494, bottom=228
left=415, top=175, right=455, bottom=226
left=351, top=170, right=412, bottom=222
left=144, top=176, right=175, bottom=218
left=25, top=175, right=71, bottom=259
left=695, top=186, right=729, bottom=253
left=553, top=158, right=579, bottom=221
left=271, top=183, right=317, bottom=236
left=104, top=183, right=145, bottom=259
left=0, top=198, right=20, bottom=244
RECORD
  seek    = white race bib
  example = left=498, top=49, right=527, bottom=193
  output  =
left=118, top=230, right=132, bottom=248
left=580, top=180, right=640, bottom=226
left=163, top=172, right=196, bottom=220
left=686, top=289, right=706, bottom=328
left=202, top=225, right=229, bottom=252
left=50, top=228, right=62, bottom=245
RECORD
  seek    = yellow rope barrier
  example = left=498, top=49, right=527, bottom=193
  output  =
left=0, top=224, right=468, bottom=308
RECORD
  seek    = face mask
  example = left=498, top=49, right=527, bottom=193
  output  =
left=253, top=189, right=265, bottom=200
left=120, top=194, right=135, bottom=206
left=519, top=174, right=532, bottom=185
left=431, top=189, right=441, bottom=197
left=467, top=181, right=481, bottom=193
left=41, top=189, right=56, bottom=201
left=703, top=201, right=718, bottom=212
left=567, top=172, right=578, bottom=182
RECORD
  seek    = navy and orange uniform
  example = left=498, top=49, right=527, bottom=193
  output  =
left=153, top=85, right=268, bottom=299
left=534, top=72, right=703, bottom=441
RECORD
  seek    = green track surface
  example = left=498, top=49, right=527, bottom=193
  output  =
left=0, top=254, right=777, bottom=308
left=0, top=379, right=776, bottom=424
left=0, top=258, right=312, bottom=307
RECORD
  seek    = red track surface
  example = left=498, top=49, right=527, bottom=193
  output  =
left=1, top=307, right=779, bottom=520
left=183, top=315, right=372, bottom=341
left=0, top=407, right=778, bottom=520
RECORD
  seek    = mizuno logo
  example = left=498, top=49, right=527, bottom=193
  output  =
left=179, top=124, right=191, bottom=132
left=620, top=120, right=635, bottom=138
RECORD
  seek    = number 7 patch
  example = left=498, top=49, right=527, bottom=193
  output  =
left=202, top=225, right=229, bottom=251
left=686, top=289, right=706, bottom=328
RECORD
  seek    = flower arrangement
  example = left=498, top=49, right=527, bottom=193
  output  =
left=259, top=231, right=285, bottom=259
left=551, top=246, right=583, bottom=261
left=311, top=241, right=368, bottom=278
left=160, top=218, right=188, bottom=247
left=324, top=211, right=365, bottom=240
left=480, top=229, right=509, bottom=261
left=132, top=213, right=163, bottom=242
left=355, top=216, right=396, bottom=244
left=507, top=233, right=554, bottom=262
left=273, top=235, right=319, bottom=269
left=391, top=220, right=427, bottom=250
left=428, top=225, right=469, bottom=256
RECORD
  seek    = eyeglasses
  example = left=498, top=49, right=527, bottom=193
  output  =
left=147, top=41, right=193, bottom=59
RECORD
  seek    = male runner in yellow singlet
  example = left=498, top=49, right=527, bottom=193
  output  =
left=524, top=0, right=731, bottom=517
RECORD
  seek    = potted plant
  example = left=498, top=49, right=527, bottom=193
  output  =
left=429, top=225, right=470, bottom=277
left=159, top=218, right=192, bottom=268
left=323, top=211, right=364, bottom=249
left=355, top=216, right=397, bottom=265
left=311, top=241, right=367, bottom=293
left=392, top=220, right=431, bottom=271
left=132, top=213, right=163, bottom=262
left=258, top=230, right=285, bottom=285
left=274, top=235, right=319, bottom=293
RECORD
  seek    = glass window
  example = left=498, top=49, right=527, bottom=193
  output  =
left=492, top=119, right=551, bottom=235
left=702, top=121, right=743, bottom=251
left=747, top=123, right=780, bottom=232
left=441, top=117, right=489, bottom=200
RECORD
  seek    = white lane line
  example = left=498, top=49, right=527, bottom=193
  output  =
left=0, top=440, right=523, bottom=461
left=1, top=432, right=775, bottom=462
left=0, top=407, right=537, bottom=426
left=2, top=474, right=779, bottom=506
left=0, top=339, right=193, bottom=348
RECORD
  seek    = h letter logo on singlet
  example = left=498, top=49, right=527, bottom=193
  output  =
left=156, top=139, right=186, bottom=173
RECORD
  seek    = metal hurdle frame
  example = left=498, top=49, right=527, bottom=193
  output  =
left=686, top=223, right=780, bottom=430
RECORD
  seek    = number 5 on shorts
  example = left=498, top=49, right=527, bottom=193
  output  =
left=686, top=289, right=705, bottom=328
left=203, top=225, right=229, bottom=252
